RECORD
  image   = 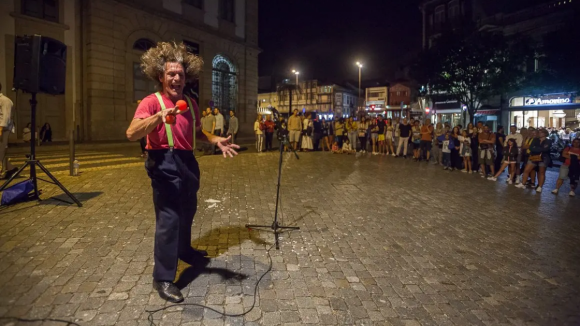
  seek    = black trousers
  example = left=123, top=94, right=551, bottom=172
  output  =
left=146, top=149, right=201, bottom=282
left=265, top=132, right=274, bottom=151
left=313, top=133, right=322, bottom=151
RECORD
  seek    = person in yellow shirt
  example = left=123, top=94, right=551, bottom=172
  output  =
left=334, top=118, right=345, bottom=148
left=346, top=117, right=358, bottom=151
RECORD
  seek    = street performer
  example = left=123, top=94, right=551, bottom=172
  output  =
left=126, top=42, right=239, bottom=303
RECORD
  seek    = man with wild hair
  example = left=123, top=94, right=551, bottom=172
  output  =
left=126, top=42, right=239, bottom=303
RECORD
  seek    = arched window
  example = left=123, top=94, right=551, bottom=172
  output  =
left=212, top=55, right=237, bottom=113
left=448, top=0, right=460, bottom=19
left=132, top=38, right=157, bottom=102
left=133, top=38, right=155, bottom=52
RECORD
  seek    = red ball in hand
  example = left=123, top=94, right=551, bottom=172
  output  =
left=176, top=100, right=187, bottom=112
left=165, top=115, right=176, bottom=124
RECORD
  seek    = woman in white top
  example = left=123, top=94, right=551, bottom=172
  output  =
left=254, top=114, right=264, bottom=153
left=301, top=113, right=314, bottom=151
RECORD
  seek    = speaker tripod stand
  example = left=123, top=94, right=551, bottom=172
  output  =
left=0, top=93, right=82, bottom=207
left=246, top=134, right=300, bottom=249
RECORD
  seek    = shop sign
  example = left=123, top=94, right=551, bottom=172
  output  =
left=525, top=97, right=571, bottom=105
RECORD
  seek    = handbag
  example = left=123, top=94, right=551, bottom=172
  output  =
left=529, top=154, right=542, bottom=162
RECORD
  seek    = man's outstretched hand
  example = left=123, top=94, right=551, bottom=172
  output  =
left=216, top=135, right=240, bottom=158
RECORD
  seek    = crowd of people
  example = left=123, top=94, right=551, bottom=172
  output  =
left=255, top=109, right=580, bottom=197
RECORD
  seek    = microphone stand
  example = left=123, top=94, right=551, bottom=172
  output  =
left=246, top=133, right=300, bottom=250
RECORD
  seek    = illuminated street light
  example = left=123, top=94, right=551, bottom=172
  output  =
left=292, top=69, right=300, bottom=85
left=355, top=62, right=363, bottom=113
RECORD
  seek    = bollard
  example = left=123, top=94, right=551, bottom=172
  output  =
left=73, top=159, right=79, bottom=176
left=69, top=130, right=75, bottom=176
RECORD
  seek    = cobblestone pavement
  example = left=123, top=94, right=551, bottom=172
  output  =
left=0, top=148, right=579, bottom=326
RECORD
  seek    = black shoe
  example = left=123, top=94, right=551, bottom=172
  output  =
left=403, top=155, right=407, bottom=159
left=153, top=281, right=183, bottom=303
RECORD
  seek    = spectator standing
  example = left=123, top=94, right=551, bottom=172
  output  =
left=552, top=138, right=580, bottom=196
left=227, top=110, right=238, bottom=144
left=254, top=114, right=264, bottom=153
left=213, top=108, right=224, bottom=136
left=450, top=126, right=462, bottom=170
left=321, top=119, right=332, bottom=151
left=288, top=109, right=302, bottom=151
left=397, top=118, right=412, bottom=158
left=369, top=118, right=379, bottom=155
left=346, top=117, right=358, bottom=152
left=301, top=113, right=314, bottom=151
left=385, top=119, right=396, bottom=156
left=202, top=108, right=216, bottom=154
left=411, top=120, right=422, bottom=161
left=459, top=129, right=472, bottom=173
left=420, top=119, right=433, bottom=162
left=264, top=115, right=275, bottom=151
left=442, top=133, right=453, bottom=170
left=312, top=116, right=322, bottom=151
left=479, top=125, right=496, bottom=178
left=469, top=123, right=479, bottom=173
left=494, top=126, right=506, bottom=172
left=393, top=117, right=401, bottom=149
left=516, top=129, right=552, bottom=193
left=0, top=84, right=18, bottom=179
left=504, top=125, right=523, bottom=184
left=334, top=118, right=345, bottom=148
left=376, top=115, right=386, bottom=155
left=358, top=116, right=369, bottom=153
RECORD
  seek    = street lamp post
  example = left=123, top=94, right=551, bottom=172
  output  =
left=292, top=69, right=300, bottom=86
left=356, top=62, right=363, bottom=115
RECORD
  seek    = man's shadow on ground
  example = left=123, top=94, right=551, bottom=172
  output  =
left=175, top=226, right=270, bottom=290
left=175, top=258, right=249, bottom=290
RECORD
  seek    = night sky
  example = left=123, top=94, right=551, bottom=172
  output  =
left=258, top=0, right=423, bottom=83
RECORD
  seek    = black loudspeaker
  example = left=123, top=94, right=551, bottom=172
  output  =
left=13, top=35, right=67, bottom=95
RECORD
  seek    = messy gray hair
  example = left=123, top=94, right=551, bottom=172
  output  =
left=140, top=41, right=203, bottom=86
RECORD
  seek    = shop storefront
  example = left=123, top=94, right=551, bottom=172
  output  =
left=430, top=96, right=463, bottom=127
left=507, top=93, right=580, bottom=129
left=475, top=109, right=500, bottom=130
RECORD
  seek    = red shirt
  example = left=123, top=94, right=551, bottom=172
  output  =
left=133, top=93, right=201, bottom=150
left=264, top=120, right=275, bottom=133
left=564, top=147, right=580, bottom=166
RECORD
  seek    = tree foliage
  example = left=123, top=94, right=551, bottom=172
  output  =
left=413, top=29, right=533, bottom=123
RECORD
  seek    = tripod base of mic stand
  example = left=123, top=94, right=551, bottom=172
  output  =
left=0, top=159, right=82, bottom=207
left=245, top=223, right=300, bottom=250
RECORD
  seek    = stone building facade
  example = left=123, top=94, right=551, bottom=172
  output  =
left=0, top=0, right=259, bottom=141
